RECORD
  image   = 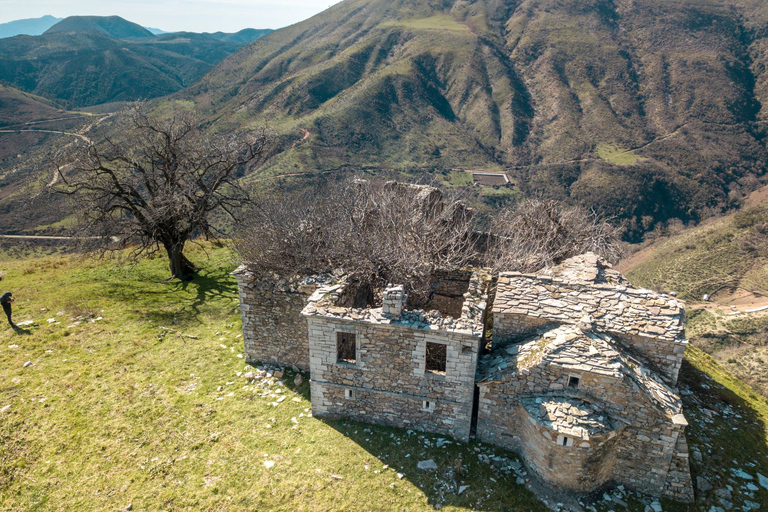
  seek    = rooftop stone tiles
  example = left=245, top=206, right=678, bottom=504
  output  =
left=478, top=324, right=685, bottom=419
left=493, top=253, right=686, bottom=343
left=522, top=396, right=615, bottom=439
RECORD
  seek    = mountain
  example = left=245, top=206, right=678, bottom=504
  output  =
left=177, top=0, right=768, bottom=240
left=205, top=28, right=274, bottom=43
left=44, top=15, right=154, bottom=39
left=0, top=29, right=250, bottom=108
left=0, top=15, right=62, bottom=38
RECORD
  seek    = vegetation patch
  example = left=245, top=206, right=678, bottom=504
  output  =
left=596, top=144, right=645, bottom=166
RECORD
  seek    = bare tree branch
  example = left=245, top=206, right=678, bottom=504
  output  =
left=52, top=102, right=267, bottom=281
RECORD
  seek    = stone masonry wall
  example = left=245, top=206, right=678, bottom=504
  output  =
left=476, top=364, right=692, bottom=499
left=307, top=316, right=480, bottom=441
left=515, top=403, right=621, bottom=492
left=234, top=269, right=316, bottom=370
left=613, top=333, right=687, bottom=385
left=492, top=313, right=553, bottom=346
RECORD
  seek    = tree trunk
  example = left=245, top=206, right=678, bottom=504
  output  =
left=165, top=242, right=196, bottom=281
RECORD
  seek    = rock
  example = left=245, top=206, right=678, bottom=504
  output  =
left=743, top=500, right=760, bottom=511
left=273, top=370, right=284, bottom=378
left=263, top=460, right=275, bottom=469
left=126, top=504, right=132, bottom=511
left=16, top=320, right=34, bottom=327
left=650, top=500, right=662, bottom=512
left=0, top=404, right=10, bottom=413
left=417, top=459, right=438, bottom=470
left=715, top=489, right=732, bottom=500
left=732, top=469, right=753, bottom=480
left=294, top=374, right=303, bottom=386
left=612, top=496, right=628, bottom=507
left=47, top=318, right=55, bottom=323
left=719, top=499, right=733, bottom=510
left=516, top=477, right=525, bottom=485
left=458, top=485, right=469, bottom=494
left=22, top=361, right=32, bottom=368
left=697, top=476, right=713, bottom=493
left=757, top=472, right=768, bottom=490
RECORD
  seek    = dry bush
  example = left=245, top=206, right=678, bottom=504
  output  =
left=484, top=198, right=624, bottom=273
left=235, top=179, right=476, bottom=302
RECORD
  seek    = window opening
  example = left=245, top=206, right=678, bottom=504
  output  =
left=562, top=436, right=569, bottom=447
left=568, top=375, right=580, bottom=389
left=423, top=400, right=435, bottom=412
left=425, top=342, right=447, bottom=375
left=345, top=389, right=354, bottom=400
left=337, top=332, right=356, bottom=364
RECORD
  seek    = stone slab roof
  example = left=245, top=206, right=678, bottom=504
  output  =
left=493, top=253, right=685, bottom=343
left=478, top=324, right=685, bottom=419
left=301, top=269, right=491, bottom=336
left=521, top=397, right=615, bottom=440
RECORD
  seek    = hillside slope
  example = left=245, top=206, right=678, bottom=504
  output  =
left=0, top=30, right=247, bottom=108
left=620, top=188, right=768, bottom=395
left=178, top=0, right=768, bottom=239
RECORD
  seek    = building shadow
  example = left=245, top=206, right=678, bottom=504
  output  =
left=677, top=357, right=768, bottom=508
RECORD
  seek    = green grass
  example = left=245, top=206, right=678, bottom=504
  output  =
left=624, top=207, right=768, bottom=302
left=596, top=144, right=646, bottom=166
left=2, top=245, right=768, bottom=510
left=380, top=15, right=472, bottom=33
left=0, top=244, right=548, bottom=511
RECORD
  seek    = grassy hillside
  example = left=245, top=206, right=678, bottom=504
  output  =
left=0, top=245, right=767, bottom=510
left=0, top=85, right=63, bottom=127
left=620, top=192, right=768, bottom=395
left=167, top=0, right=768, bottom=240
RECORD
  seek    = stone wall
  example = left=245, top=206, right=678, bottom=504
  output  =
left=613, top=333, right=687, bottom=385
left=492, top=312, right=555, bottom=346
left=476, top=360, right=693, bottom=500
left=234, top=267, right=318, bottom=370
left=307, top=316, right=480, bottom=441
left=514, top=403, right=621, bottom=492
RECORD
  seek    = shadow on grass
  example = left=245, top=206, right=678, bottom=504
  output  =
left=676, top=357, right=768, bottom=511
left=99, top=264, right=239, bottom=327
left=268, top=358, right=547, bottom=512
left=11, top=324, right=32, bottom=335
left=319, top=417, right=546, bottom=512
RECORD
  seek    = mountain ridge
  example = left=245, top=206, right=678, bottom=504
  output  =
left=0, top=15, right=62, bottom=38
left=44, top=15, right=155, bottom=39
left=174, top=0, right=768, bottom=240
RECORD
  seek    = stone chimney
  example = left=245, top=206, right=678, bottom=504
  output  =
left=382, top=285, right=406, bottom=319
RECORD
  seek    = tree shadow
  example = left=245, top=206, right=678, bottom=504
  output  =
left=176, top=266, right=238, bottom=311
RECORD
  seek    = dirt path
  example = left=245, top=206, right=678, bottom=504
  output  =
left=0, top=129, right=91, bottom=142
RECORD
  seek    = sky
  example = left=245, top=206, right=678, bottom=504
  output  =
left=0, top=0, right=340, bottom=32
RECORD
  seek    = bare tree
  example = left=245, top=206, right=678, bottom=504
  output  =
left=54, top=104, right=267, bottom=280
left=235, top=179, right=476, bottom=303
left=484, top=198, right=623, bottom=273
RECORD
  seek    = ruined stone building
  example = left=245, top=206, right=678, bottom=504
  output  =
left=235, top=254, right=694, bottom=501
